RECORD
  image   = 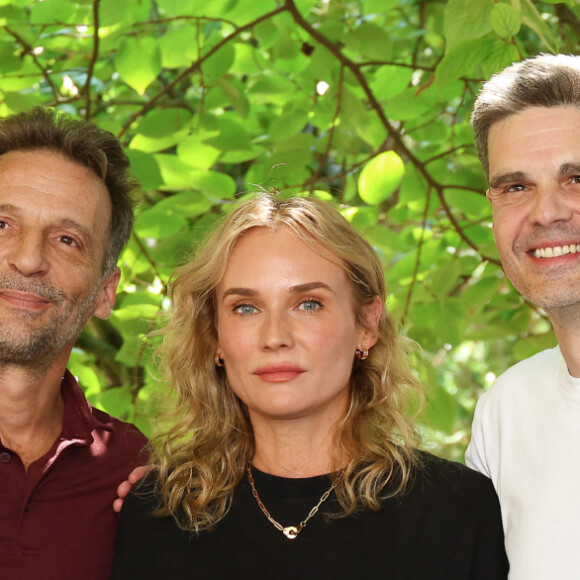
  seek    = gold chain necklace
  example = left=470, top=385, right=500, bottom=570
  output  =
left=246, top=462, right=342, bottom=540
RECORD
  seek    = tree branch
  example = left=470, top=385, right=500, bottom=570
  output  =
left=4, top=27, right=61, bottom=102
left=118, top=4, right=287, bottom=138
left=81, top=0, right=102, bottom=118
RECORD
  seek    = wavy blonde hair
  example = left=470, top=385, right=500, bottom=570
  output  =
left=153, top=193, right=423, bottom=532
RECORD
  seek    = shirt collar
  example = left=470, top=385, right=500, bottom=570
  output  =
left=59, top=369, right=103, bottom=445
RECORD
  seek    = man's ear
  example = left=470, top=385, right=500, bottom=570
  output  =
left=360, top=295, right=383, bottom=350
left=93, top=267, right=121, bottom=320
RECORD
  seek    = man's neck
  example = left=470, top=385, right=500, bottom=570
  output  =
left=0, top=362, right=68, bottom=469
left=547, top=305, right=580, bottom=378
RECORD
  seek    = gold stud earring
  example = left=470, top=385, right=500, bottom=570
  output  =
left=355, top=348, right=369, bottom=360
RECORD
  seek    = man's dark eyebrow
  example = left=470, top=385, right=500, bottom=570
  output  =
left=0, top=203, right=21, bottom=215
left=489, top=171, right=528, bottom=189
left=0, top=206, right=91, bottom=245
left=560, top=162, right=580, bottom=176
left=57, top=218, right=91, bottom=243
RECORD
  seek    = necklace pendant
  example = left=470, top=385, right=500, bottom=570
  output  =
left=283, top=526, right=299, bottom=540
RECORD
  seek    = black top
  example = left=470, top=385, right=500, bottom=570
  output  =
left=111, top=452, right=508, bottom=579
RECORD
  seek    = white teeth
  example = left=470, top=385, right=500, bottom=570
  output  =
left=534, top=244, right=579, bottom=258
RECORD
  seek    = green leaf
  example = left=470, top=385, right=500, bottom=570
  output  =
left=100, top=0, right=150, bottom=26
left=230, top=43, right=266, bottom=76
left=0, top=56, right=41, bottom=91
left=216, top=77, right=250, bottom=118
left=269, top=112, right=308, bottom=141
left=460, top=276, right=501, bottom=314
left=96, top=387, right=133, bottom=420
left=491, top=3, right=522, bottom=39
left=136, top=108, right=192, bottom=138
left=358, top=151, right=405, bottom=205
left=69, top=356, right=103, bottom=398
left=135, top=206, right=188, bottom=238
left=157, top=0, right=237, bottom=18
left=159, top=26, right=200, bottom=69
left=437, top=38, right=515, bottom=83
left=30, top=0, right=76, bottom=23
left=424, top=383, right=459, bottom=433
left=115, top=37, right=162, bottom=95
left=204, top=115, right=253, bottom=151
left=202, top=40, right=236, bottom=79
left=513, top=333, right=557, bottom=361
left=344, top=22, right=393, bottom=61
left=226, top=0, right=278, bottom=25
left=151, top=190, right=214, bottom=219
left=154, top=154, right=199, bottom=190
left=427, top=261, right=462, bottom=297
left=190, top=170, right=237, bottom=199
left=370, top=66, right=413, bottom=101
left=177, top=136, right=222, bottom=170
left=443, top=189, right=490, bottom=220
left=129, top=129, right=190, bottom=154
left=444, top=0, right=493, bottom=51
left=480, top=40, right=519, bottom=80
left=364, top=0, right=398, bottom=15
left=521, top=0, right=559, bottom=53
left=126, top=150, right=164, bottom=190
left=384, top=88, right=432, bottom=121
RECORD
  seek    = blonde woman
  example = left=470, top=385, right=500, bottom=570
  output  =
left=112, top=194, right=508, bottom=579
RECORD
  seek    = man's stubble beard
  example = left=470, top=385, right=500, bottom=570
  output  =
left=0, top=274, right=103, bottom=370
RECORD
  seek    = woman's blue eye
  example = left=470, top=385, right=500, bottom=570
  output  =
left=234, top=304, right=257, bottom=315
left=299, top=300, right=321, bottom=311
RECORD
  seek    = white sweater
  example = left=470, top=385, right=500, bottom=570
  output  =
left=466, top=346, right=580, bottom=579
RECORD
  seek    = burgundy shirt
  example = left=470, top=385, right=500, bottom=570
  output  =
left=0, top=371, right=148, bottom=580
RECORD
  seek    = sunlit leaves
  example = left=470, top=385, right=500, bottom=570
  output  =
left=444, top=0, right=493, bottom=51
left=358, top=151, right=405, bottom=205
left=491, top=4, right=522, bottom=38
left=115, top=37, right=162, bottom=95
left=3, top=0, right=572, bottom=457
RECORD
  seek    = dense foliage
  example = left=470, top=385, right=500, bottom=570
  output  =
left=3, top=0, right=578, bottom=458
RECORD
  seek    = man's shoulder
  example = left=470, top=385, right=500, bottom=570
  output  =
left=91, top=405, right=148, bottom=448
left=63, top=369, right=148, bottom=454
left=481, top=345, right=561, bottom=403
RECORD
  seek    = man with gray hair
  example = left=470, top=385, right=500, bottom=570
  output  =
left=0, top=108, right=147, bottom=580
left=466, top=54, right=580, bottom=578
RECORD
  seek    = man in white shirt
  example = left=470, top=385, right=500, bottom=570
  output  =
left=466, top=54, right=580, bottom=579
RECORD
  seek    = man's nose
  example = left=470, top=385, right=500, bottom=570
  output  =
left=528, top=185, right=574, bottom=228
left=6, top=231, right=49, bottom=277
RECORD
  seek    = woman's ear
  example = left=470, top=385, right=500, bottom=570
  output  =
left=360, top=296, right=382, bottom=349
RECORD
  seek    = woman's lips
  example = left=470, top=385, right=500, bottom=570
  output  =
left=253, top=364, right=306, bottom=383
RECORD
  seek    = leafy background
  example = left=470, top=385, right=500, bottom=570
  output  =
left=4, top=0, right=578, bottom=460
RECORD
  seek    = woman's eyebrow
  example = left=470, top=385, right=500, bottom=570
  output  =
left=290, top=282, right=333, bottom=294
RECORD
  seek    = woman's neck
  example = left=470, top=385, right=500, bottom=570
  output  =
left=249, top=413, right=347, bottom=477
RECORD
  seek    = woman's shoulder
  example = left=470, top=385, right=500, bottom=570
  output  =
left=408, top=450, right=498, bottom=503
left=121, top=470, right=164, bottom=516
